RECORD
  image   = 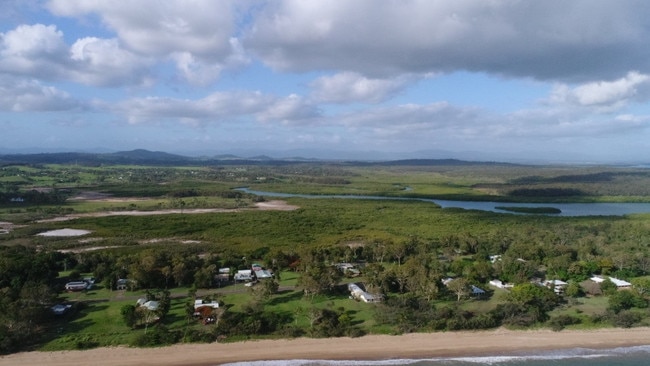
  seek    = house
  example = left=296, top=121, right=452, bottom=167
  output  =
left=442, top=277, right=455, bottom=286
left=136, top=298, right=159, bottom=311
left=609, top=277, right=632, bottom=289
left=254, top=269, right=273, bottom=280
left=234, top=269, right=253, bottom=282
left=489, top=279, right=513, bottom=289
left=348, top=283, right=382, bottom=303
left=142, top=300, right=159, bottom=311
left=194, top=299, right=219, bottom=309
left=471, top=285, right=486, bottom=296
left=590, top=276, right=632, bottom=289
left=335, top=263, right=361, bottom=277
left=65, top=281, right=89, bottom=291
left=116, top=278, right=130, bottom=290
left=544, top=279, right=568, bottom=294
left=216, top=268, right=231, bottom=282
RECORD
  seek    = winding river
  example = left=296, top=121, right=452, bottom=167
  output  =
left=236, top=188, right=650, bottom=217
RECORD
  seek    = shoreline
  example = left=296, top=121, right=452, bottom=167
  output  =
left=2, top=328, right=650, bottom=366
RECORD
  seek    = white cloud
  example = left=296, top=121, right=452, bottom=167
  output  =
left=256, top=94, right=319, bottom=124
left=549, top=72, right=650, bottom=111
left=0, top=24, right=152, bottom=87
left=309, top=72, right=410, bottom=103
left=69, top=37, right=153, bottom=86
left=0, top=24, right=68, bottom=79
left=47, top=0, right=249, bottom=84
left=0, top=76, right=80, bottom=112
left=112, top=91, right=318, bottom=126
left=246, top=1, right=650, bottom=81
left=335, top=102, right=484, bottom=146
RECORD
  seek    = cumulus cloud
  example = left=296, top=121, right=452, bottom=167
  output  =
left=309, top=72, right=411, bottom=103
left=0, top=24, right=152, bottom=87
left=549, top=72, right=650, bottom=111
left=0, top=24, right=68, bottom=79
left=256, top=94, right=319, bottom=124
left=0, top=76, right=81, bottom=112
left=112, top=91, right=319, bottom=126
left=334, top=102, right=484, bottom=146
left=47, top=0, right=249, bottom=84
left=246, top=0, right=650, bottom=81
left=69, top=37, right=154, bottom=86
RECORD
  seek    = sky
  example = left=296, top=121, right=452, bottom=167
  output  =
left=2, top=1, right=650, bottom=163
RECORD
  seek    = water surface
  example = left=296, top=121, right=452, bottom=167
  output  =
left=237, top=188, right=650, bottom=217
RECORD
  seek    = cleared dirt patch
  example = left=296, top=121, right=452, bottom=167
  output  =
left=37, top=200, right=299, bottom=223
left=255, top=200, right=299, bottom=210
left=37, top=228, right=92, bottom=237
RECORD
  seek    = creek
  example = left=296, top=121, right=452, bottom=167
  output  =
left=236, top=188, right=650, bottom=217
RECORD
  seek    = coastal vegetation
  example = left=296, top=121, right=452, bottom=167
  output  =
left=3, top=152, right=650, bottom=353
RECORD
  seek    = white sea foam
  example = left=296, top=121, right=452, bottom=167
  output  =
left=220, top=345, right=650, bottom=366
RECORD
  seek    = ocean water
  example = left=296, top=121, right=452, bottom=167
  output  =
left=220, top=345, right=650, bottom=366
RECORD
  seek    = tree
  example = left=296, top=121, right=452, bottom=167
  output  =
left=297, top=249, right=342, bottom=299
left=631, top=278, right=650, bottom=295
left=389, top=240, right=412, bottom=266
left=251, top=279, right=279, bottom=302
left=502, top=283, right=560, bottom=323
left=121, top=305, right=138, bottom=329
left=563, top=281, right=584, bottom=298
left=608, top=290, right=648, bottom=313
left=599, top=278, right=618, bottom=295
left=447, top=278, right=470, bottom=302
left=401, top=255, right=442, bottom=302
left=362, top=262, right=387, bottom=293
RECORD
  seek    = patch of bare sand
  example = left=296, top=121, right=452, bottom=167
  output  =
left=69, top=191, right=147, bottom=202
left=37, top=200, right=299, bottom=223
left=2, top=328, right=650, bottom=366
left=36, top=228, right=91, bottom=237
left=254, top=200, right=299, bottom=210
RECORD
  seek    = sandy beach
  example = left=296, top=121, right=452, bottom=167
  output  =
left=2, top=328, right=649, bottom=366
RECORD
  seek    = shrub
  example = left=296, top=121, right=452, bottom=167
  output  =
left=131, top=325, right=181, bottom=347
left=611, top=311, right=642, bottom=328
left=548, top=314, right=581, bottom=331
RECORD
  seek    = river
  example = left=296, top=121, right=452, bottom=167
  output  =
left=236, top=188, right=650, bottom=217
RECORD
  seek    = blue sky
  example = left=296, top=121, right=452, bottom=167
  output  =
left=2, top=1, right=650, bottom=162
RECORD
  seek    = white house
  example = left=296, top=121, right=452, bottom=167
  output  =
left=543, top=279, right=568, bottom=294
left=348, top=283, right=382, bottom=303
left=65, top=281, right=89, bottom=291
left=254, top=269, right=273, bottom=280
left=194, top=299, right=219, bottom=309
left=590, top=276, right=632, bottom=289
left=234, top=269, right=253, bottom=282
left=489, top=279, right=514, bottom=289
left=136, top=298, right=160, bottom=311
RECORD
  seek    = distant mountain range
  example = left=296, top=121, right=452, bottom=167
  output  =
left=0, top=149, right=516, bottom=167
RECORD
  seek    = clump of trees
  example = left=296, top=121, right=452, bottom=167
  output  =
left=0, top=246, right=61, bottom=354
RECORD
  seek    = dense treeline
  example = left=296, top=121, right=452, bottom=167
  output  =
left=0, top=246, right=62, bottom=353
